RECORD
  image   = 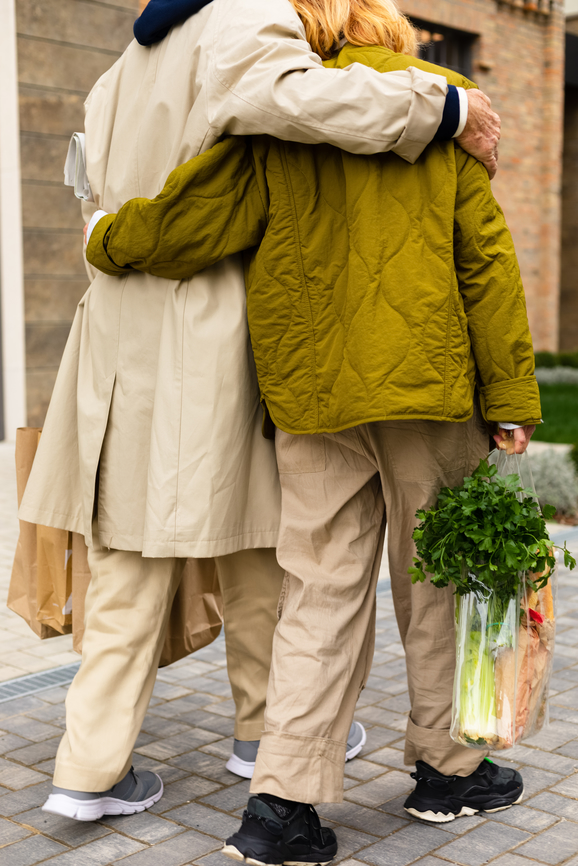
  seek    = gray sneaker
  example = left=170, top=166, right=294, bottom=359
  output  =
left=225, top=721, right=367, bottom=779
left=42, top=766, right=163, bottom=821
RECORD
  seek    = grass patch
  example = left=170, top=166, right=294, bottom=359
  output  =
left=533, top=384, right=578, bottom=444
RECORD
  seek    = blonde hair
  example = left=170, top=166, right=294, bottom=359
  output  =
left=288, top=0, right=417, bottom=60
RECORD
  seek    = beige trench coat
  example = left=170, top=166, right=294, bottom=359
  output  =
left=20, top=0, right=449, bottom=558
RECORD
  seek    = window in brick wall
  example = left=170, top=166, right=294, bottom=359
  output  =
left=410, top=18, right=476, bottom=79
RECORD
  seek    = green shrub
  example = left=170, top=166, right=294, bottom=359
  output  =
left=528, top=449, right=578, bottom=517
left=535, top=351, right=578, bottom=369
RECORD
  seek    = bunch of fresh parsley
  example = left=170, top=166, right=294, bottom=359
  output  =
left=409, top=458, right=576, bottom=605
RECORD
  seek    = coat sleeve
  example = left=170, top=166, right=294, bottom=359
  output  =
left=85, top=137, right=268, bottom=280
left=206, top=0, right=448, bottom=163
left=453, top=148, right=542, bottom=425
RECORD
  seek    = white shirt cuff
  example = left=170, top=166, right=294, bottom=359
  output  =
left=453, top=88, right=468, bottom=138
left=498, top=423, right=522, bottom=430
left=86, top=209, right=108, bottom=245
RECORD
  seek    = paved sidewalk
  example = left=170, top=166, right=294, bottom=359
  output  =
left=0, top=534, right=575, bottom=864
left=0, top=440, right=577, bottom=865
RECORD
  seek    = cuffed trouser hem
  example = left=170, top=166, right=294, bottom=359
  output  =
left=250, top=732, right=346, bottom=804
left=53, top=754, right=133, bottom=794
left=404, top=716, right=488, bottom=777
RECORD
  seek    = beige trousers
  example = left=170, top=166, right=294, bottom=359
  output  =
left=54, top=533, right=284, bottom=791
left=251, top=413, right=489, bottom=805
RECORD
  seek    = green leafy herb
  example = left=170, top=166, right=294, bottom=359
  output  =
left=409, top=458, right=576, bottom=605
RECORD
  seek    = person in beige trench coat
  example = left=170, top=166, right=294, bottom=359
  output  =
left=20, top=0, right=501, bottom=822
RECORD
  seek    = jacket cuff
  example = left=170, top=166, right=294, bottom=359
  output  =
left=434, top=85, right=460, bottom=140
left=479, top=376, right=542, bottom=426
left=85, top=214, right=129, bottom=277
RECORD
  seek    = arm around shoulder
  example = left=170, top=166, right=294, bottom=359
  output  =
left=207, top=0, right=448, bottom=162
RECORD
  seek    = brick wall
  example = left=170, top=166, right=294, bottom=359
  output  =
left=16, top=0, right=138, bottom=426
left=401, top=0, right=565, bottom=352
left=560, top=85, right=578, bottom=350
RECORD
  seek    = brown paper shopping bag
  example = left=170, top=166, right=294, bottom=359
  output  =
left=9, top=429, right=223, bottom=665
left=8, top=429, right=71, bottom=637
left=159, top=557, right=223, bottom=667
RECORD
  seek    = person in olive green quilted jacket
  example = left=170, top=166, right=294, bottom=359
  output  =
left=86, top=36, right=539, bottom=830
left=86, top=44, right=541, bottom=436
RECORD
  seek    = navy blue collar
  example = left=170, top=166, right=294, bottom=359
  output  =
left=134, top=0, right=214, bottom=46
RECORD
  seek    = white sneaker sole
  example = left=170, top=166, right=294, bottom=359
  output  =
left=225, top=754, right=256, bottom=779
left=226, top=723, right=367, bottom=780
left=223, top=843, right=334, bottom=866
left=404, top=789, right=524, bottom=823
left=42, top=776, right=164, bottom=822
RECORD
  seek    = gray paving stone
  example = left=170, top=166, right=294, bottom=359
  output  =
left=150, top=776, right=222, bottom=813
left=551, top=773, right=578, bottom=797
left=33, top=688, right=68, bottom=705
left=168, top=750, right=238, bottom=785
left=367, top=748, right=410, bottom=771
left=0, top=832, right=66, bottom=865
left=0, top=697, right=48, bottom=722
left=354, top=706, right=408, bottom=732
left=0, top=716, right=61, bottom=743
left=378, top=694, right=411, bottom=714
left=41, top=834, right=145, bottom=865
left=25, top=704, right=67, bottom=725
left=551, top=687, right=578, bottom=708
left=0, top=763, right=47, bottom=790
left=318, top=802, right=408, bottom=836
left=100, top=810, right=185, bottom=843
left=435, top=821, right=530, bottom=866
left=201, top=699, right=236, bottom=719
left=344, top=760, right=387, bottom=781
left=0, top=734, right=31, bottom=754
left=16, top=806, right=110, bottom=845
left=361, top=727, right=403, bottom=755
left=115, top=828, right=220, bottom=865
left=522, top=721, right=578, bottom=751
left=200, top=780, right=251, bottom=813
left=526, top=791, right=578, bottom=820
left=164, top=802, right=241, bottom=837
left=0, top=781, right=60, bottom=817
left=151, top=681, right=193, bottom=701
left=140, top=715, right=195, bottom=738
left=345, top=771, right=413, bottom=807
left=489, top=855, right=549, bottom=866
left=200, top=737, right=236, bottom=761
left=136, top=728, right=223, bottom=761
left=516, top=820, right=578, bottom=864
left=514, top=766, right=564, bottom=797
left=556, top=740, right=578, bottom=759
left=147, top=694, right=220, bottom=718
left=507, top=744, right=578, bottom=775
left=333, top=825, right=380, bottom=861
left=360, top=821, right=453, bottom=866
left=176, top=710, right=235, bottom=737
left=0, top=814, right=31, bottom=845
left=483, top=803, right=558, bottom=831
left=7, top=736, right=61, bottom=766
left=432, top=815, right=488, bottom=836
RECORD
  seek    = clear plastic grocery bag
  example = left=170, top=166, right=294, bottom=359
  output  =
left=450, top=449, right=557, bottom=750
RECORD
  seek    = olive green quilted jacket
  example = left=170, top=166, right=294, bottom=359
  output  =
left=87, top=45, right=542, bottom=434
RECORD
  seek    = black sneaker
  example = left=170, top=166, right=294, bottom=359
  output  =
left=403, top=758, right=524, bottom=823
left=223, top=795, right=338, bottom=865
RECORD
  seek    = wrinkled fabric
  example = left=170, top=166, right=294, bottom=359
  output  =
left=87, top=46, right=541, bottom=435
left=21, top=3, right=450, bottom=554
